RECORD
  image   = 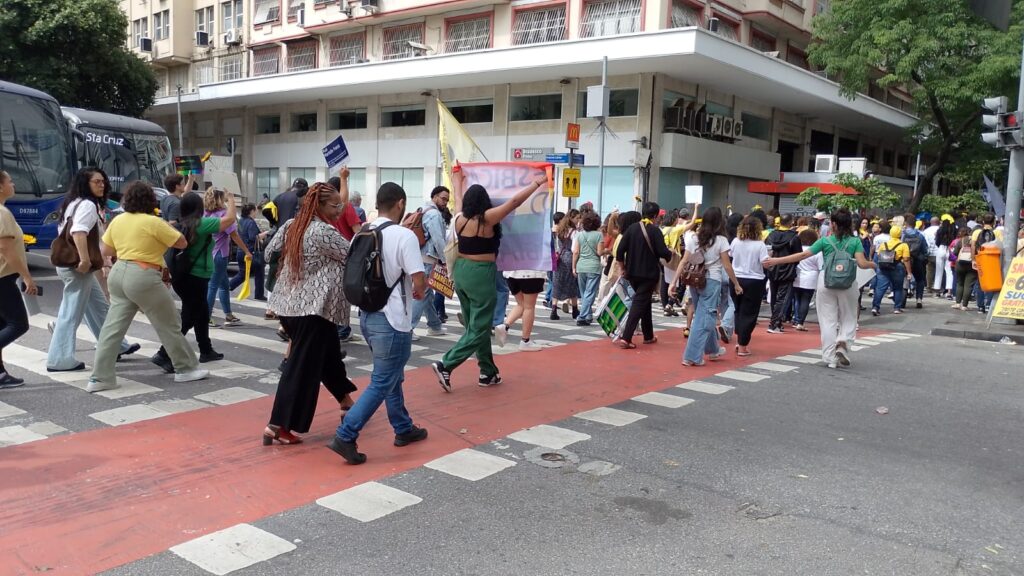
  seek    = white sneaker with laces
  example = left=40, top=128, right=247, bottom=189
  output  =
left=86, top=378, right=119, bottom=393
left=427, top=327, right=447, bottom=336
left=494, top=324, right=508, bottom=348
left=411, top=333, right=421, bottom=342
left=174, top=369, right=209, bottom=383
left=518, top=340, right=543, bottom=352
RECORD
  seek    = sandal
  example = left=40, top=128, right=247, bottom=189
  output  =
left=643, top=337, right=658, bottom=344
left=682, top=328, right=690, bottom=338
left=339, top=394, right=355, bottom=413
left=262, top=425, right=302, bottom=446
left=618, top=341, right=637, bottom=349
left=276, top=327, right=290, bottom=342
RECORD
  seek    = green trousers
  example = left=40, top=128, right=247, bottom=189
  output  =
left=91, top=260, right=198, bottom=384
left=442, top=259, right=498, bottom=377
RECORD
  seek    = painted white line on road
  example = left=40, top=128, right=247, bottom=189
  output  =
left=859, top=336, right=898, bottom=343
left=749, top=362, right=797, bottom=373
left=889, top=332, right=921, bottom=338
left=5, top=344, right=162, bottom=399
left=560, top=334, right=604, bottom=342
left=776, top=354, right=823, bottom=364
left=883, top=334, right=913, bottom=340
left=508, top=424, right=591, bottom=449
left=148, top=399, right=212, bottom=414
left=853, top=339, right=880, bottom=346
left=25, top=421, right=68, bottom=436
left=424, top=448, right=516, bottom=481
left=89, top=404, right=170, bottom=427
left=631, top=392, right=695, bottom=408
left=0, top=425, right=48, bottom=447
left=574, top=407, right=647, bottom=427
left=801, top=348, right=822, bottom=355
left=194, top=387, right=267, bottom=406
left=676, top=381, right=734, bottom=395
left=0, top=401, right=26, bottom=419
left=170, top=523, right=296, bottom=576
left=714, top=370, right=770, bottom=383
left=132, top=312, right=288, bottom=355
left=317, top=481, right=422, bottom=522
left=850, top=345, right=867, bottom=352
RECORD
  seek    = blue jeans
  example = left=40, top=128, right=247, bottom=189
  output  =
left=47, top=268, right=132, bottom=370
left=411, top=262, right=442, bottom=331
left=206, top=253, right=232, bottom=316
left=493, top=272, right=509, bottom=327
left=336, top=311, right=414, bottom=442
left=544, top=271, right=553, bottom=304
left=433, top=290, right=446, bottom=318
left=683, top=278, right=723, bottom=365
left=872, top=267, right=906, bottom=311
left=718, top=270, right=735, bottom=340
left=577, top=272, right=601, bottom=321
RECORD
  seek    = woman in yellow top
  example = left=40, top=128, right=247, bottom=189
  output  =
left=0, top=170, right=37, bottom=388
left=870, top=226, right=912, bottom=316
left=87, top=181, right=208, bottom=393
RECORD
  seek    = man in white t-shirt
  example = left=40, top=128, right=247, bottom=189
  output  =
left=330, top=182, right=428, bottom=465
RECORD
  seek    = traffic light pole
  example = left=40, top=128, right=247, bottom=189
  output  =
left=1003, top=34, right=1024, bottom=274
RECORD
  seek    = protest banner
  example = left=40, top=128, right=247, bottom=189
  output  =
left=991, top=254, right=1024, bottom=320
left=458, top=162, right=553, bottom=272
left=438, top=101, right=487, bottom=196
left=174, top=155, right=203, bottom=176
left=323, top=134, right=350, bottom=169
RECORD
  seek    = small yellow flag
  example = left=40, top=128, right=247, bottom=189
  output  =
left=236, top=256, right=252, bottom=301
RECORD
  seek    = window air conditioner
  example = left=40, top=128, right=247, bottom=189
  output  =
left=297, top=7, right=306, bottom=26
left=732, top=120, right=744, bottom=139
left=707, top=17, right=720, bottom=33
left=224, top=29, right=242, bottom=45
left=837, top=158, right=867, bottom=177
left=814, top=154, right=839, bottom=173
left=195, top=31, right=210, bottom=46
left=140, top=37, right=153, bottom=52
left=360, top=0, right=379, bottom=13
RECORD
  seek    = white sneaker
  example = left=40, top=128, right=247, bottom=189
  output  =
left=427, top=327, right=447, bottom=336
left=86, top=378, right=119, bottom=393
left=174, top=369, right=209, bottom=383
left=518, top=340, right=543, bottom=352
left=411, top=333, right=421, bottom=342
left=494, top=324, right=508, bottom=348
left=47, top=321, right=55, bottom=334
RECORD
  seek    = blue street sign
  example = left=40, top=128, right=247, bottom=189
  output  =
left=323, top=134, right=350, bottom=169
left=544, top=153, right=585, bottom=165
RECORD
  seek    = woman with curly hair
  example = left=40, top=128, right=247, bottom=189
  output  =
left=551, top=208, right=580, bottom=320
left=431, top=169, right=549, bottom=392
left=726, top=215, right=768, bottom=356
left=88, top=181, right=207, bottom=393
left=262, top=180, right=356, bottom=445
left=203, top=187, right=250, bottom=327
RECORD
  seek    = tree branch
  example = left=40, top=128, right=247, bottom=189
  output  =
left=911, top=70, right=952, bottom=138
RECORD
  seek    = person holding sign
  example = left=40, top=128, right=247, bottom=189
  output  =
left=431, top=168, right=549, bottom=392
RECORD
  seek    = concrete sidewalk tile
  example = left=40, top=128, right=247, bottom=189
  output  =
left=508, top=424, right=591, bottom=449
left=424, top=448, right=516, bottom=481
left=317, top=481, right=422, bottom=522
left=170, top=523, right=296, bottom=575
left=631, top=392, right=695, bottom=408
left=574, top=407, right=647, bottom=427
left=748, top=362, right=797, bottom=373
left=715, top=370, right=771, bottom=383
left=676, top=381, right=734, bottom=395
left=194, top=387, right=267, bottom=406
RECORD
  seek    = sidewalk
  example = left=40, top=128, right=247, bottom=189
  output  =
left=855, top=294, right=1024, bottom=344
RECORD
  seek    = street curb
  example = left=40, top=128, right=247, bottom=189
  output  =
left=930, top=327, right=1024, bottom=345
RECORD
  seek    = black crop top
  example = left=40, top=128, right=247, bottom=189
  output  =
left=457, top=217, right=500, bottom=255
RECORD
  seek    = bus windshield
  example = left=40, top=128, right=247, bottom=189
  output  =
left=0, top=92, right=73, bottom=198
left=80, top=128, right=173, bottom=196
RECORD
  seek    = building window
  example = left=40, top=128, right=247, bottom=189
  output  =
left=379, top=168, right=423, bottom=198
left=253, top=47, right=281, bottom=76
left=196, top=7, right=215, bottom=33
left=287, top=0, right=303, bottom=20
left=510, top=94, right=562, bottom=121
left=329, top=109, right=368, bottom=130
left=290, top=112, right=317, bottom=132
left=194, top=60, right=216, bottom=86
left=133, top=18, right=149, bottom=47
left=287, top=41, right=317, bottom=72
left=750, top=29, right=775, bottom=52
left=512, top=5, right=566, bottom=46
left=223, top=0, right=244, bottom=31
left=219, top=54, right=243, bottom=81
left=815, top=0, right=830, bottom=15
left=328, top=33, right=366, bottom=66
left=382, top=25, right=423, bottom=60
left=288, top=167, right=316, bottom=184
left=580, top=0, right=641, bottom=38
left=896, top=153, right=909, bottom=171
left=446, top=99, right=494, bottom=123
left=861, top=143, right=877, bottom=164
left=153, top=10, right=170, bottom=40
left=786, top=45, right=809, bottom=69
left=256, top=115, right=281, bottom=134
left=576, top=89, right=639, bottom=118
left=882, top=149, right=894, bottom=167
left=256, top=168, right=279, bottom=198
left=253, top=0, right=281, bottom=25
left=445, top=16, right=491, bottom=53
left=670, top=0, right=702, bottom=28
left=381, top=105, right=427, bottom=127
left=712, top=15, right=739, bottom=41
left=740, top=112, right=771, bottom=140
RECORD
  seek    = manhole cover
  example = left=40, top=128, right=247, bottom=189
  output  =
left=541, top=452, right=566, bottom=462
left=524, top=447, right=580, bottom=468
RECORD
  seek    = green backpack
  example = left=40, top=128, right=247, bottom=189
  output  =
left=823, top=236, right=857, bottom=289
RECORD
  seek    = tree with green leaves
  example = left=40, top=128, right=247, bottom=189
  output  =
left=808, top=0, right=1023, bottom=212
left=0, top=0, right=157, bottom=117
left=796, top=173, right=902, bottom=214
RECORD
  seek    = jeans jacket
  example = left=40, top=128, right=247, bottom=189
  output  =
left=421, top=204, right=447, bottom=264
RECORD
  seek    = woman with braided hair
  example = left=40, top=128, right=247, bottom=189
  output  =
left=262, top=180, right=357, bottom=445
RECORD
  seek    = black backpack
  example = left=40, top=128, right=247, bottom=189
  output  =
left=167, top=224, right=209, bottom=288
left=767, top=229, right=800, bottom=283
left=903, top=230, right=928, bottom=263
left=343, top=221, right=404, bottom=313
left=975, top=227, right=997, bottom=252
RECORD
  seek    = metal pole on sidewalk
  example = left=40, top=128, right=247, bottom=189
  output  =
left=597, top=56, right=607, bottom=216
left=175, top=84, right=184, bottom=152
left=1002, top=33, right=1024, bottom=275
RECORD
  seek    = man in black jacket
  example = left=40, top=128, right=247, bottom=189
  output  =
left=765, top=214, right=802, bottom=333
left=615, top=202, right=673, bottom=348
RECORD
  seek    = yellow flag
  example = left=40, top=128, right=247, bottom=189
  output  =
left=437, top=100, right=487, bottom=193
left=236, top=256, right=252, bottom=301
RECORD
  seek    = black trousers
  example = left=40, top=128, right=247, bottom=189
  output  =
left=621, top=277, right=657, bottom=343
left=911, top=259, right=927, bottom=300
left=173, top=274, right=214, bottom=353
left=0, top=274, right=29, bottom=373
left=269, top=315, right=357, bottom=433
left=733, top=277, right=766, bottom=346
left=769, top=280, right=794, bottom=329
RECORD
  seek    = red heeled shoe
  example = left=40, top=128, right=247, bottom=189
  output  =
left=262, top=425, right=302, bottom=446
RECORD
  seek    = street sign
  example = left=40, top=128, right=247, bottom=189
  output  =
left=566, top=123, right=581, bottom=150
left=545, top=153, right=585, bottom=165
left=511, top=147, right=554, bottom=161
left=562, top=167, right=581, bottom=198
left=322, top=134, right=349, bottom=169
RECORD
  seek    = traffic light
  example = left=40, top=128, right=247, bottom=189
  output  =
left=982, top=96, right=1023, bottom=149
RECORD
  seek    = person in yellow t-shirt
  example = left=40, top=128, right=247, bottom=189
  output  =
left=88, top=181, right=208, bottom=393
left=871, top=226, right=912, bottom=316
left=0, top=170, right=36, bottom=388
